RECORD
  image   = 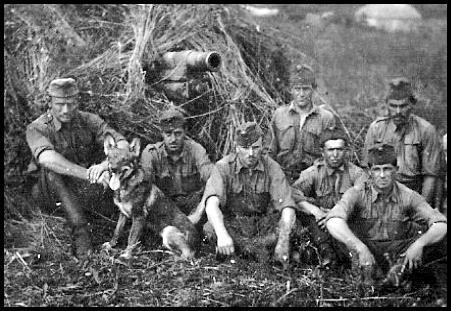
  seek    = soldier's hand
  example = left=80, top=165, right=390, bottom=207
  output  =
left=87, top=163, right=108, bottom=184
left=216, top=233, right=235, bottom=256
left=400, top=241, right=424, bottom=271
left=356, top=243, right=376, bottom=268
left=313, top=209, right=327, bottom=230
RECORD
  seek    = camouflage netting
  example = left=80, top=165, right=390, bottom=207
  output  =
left=4, top=4, right=308, bottom=207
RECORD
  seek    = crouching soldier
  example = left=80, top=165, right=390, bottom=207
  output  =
left=201, top=122, right=300, bottom=265
left=292, top=127, right=368, bottom=266
left=140, top=108, right=214, bottom=227
left=326, top=144, right=447, bottom=286
left=26, top=78, right=128, bottom=259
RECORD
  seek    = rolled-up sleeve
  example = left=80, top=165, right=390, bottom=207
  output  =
left=326, top=186, right=361, bottom=222
left=202, top=163, right=228, bottom=210
left=409, top=190, right=447, bottom=227
left=268, top=159, right=297, bottom=211
left=421, top=125, right=442, bottom=177
left=26, top=122, right=54, bottom=161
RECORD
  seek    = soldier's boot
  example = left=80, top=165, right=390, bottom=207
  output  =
left=47, top=171, right=92, bottom=259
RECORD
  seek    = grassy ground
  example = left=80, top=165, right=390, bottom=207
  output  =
left=3, top=212, right=448, bottom=307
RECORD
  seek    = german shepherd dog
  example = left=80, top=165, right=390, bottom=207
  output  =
left=102, top=134, right=199, bottom=260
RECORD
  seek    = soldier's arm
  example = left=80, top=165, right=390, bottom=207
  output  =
left=292, top=168, right=324, bottom=217
left=38, top=150, right=89, bottom=180
left=26, top=122, right=89, bottom=180
left=362, top=123, right=376, bottom=168
left=421, top=126, right=443, bottom=205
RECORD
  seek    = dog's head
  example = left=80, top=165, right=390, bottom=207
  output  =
left=104, top=134, right=141, bottom=191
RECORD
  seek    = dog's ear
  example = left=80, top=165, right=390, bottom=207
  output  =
left=129, top=138, right=141, bottom=157
left=104, top=133, right=117, bottom=155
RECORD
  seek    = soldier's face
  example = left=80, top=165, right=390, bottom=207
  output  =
left=370, top=163, right=397, bottom=191
left=323, top=139, right=346, bottom=169
left=292, top=84, right=313, bottom=108
left=236, top=138, right=263, bottom=168
left=50, top=97, right=79, bottom=123
left=162, top=127, right=185, bottom=154
left=387, top=99, right=413, bottom=126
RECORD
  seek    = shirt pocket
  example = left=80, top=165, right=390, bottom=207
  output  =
left=302, top=125, right=321, bottom=155
left=402, top=136, right=421, bottom=175
left=277, top=124, right=295, bottom=151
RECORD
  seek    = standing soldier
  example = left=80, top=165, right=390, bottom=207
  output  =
left=266, top=64, right=336, bottom=183
left=26, top=78, right=127, bottom=259
left=140, top=108, right=214, bottom=226
left=363, top=78, right=443, bottom=207
left=201, top=122, right=301, bottom=265
left=292, top=127, right=368, bottom=265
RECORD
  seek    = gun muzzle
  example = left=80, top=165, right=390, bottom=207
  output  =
left=161, top=50, right=221, bottom=73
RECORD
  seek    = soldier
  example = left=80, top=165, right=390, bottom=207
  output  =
left=292, top=127, right=368, bottom=265
left=326, top=144, right=447, bottom=286
left=201, top=122, right=300, bottom=265
left=140, top=108, right=214, bottom=226
left=26, top=78, right=127, bottom=259
left=363, top=77, right=443, bottom=208
left=266, top=64, right=336, bottom=183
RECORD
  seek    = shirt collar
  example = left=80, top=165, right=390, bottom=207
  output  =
left=232, top=153, right=265, bottom=174
left=163, top=142, right=187, bottom=164
left=370, top=181, right=399, bottom=203
left=48, top=110, right=81, bottom=132
left=288, top=101, right=319, bottom=115
left=325, top=162, right=345, bottom=176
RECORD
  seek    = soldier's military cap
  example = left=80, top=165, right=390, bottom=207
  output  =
left=159, top=107, right=185, bottom=130
left=367, top=143, right=397, bottom=166
left=235, top=121, right=263, bottom=147
left=319, top=126, right=348, bottom=147
left=289, top=64, right=317, bottom=88
left=48, top=78, right=79, bottom=98
left=386, top=77, right=416, bottom=103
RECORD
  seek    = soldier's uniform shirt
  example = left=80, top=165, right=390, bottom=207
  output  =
left=140, top=139, right=214, bottom=198
left=326, top=180, right=447, bottom=242
left=26, top=110, right=125, bottom=169
left=203, top=153, right=297, bottom=217
left=363, top=114, right=442, bottom=192
left=25, top=110, right=125, bottom=216
left=266, top=101, right=336, bottom=182
left=293, top=159, right=368, bottom=210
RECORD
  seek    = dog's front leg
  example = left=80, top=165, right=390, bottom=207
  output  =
left=120, top=215, right=145, bottom=260
left=103, top=213, right=128, bottom=250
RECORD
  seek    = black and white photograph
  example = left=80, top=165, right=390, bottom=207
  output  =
left=4, top=4, right=447, bottom=307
